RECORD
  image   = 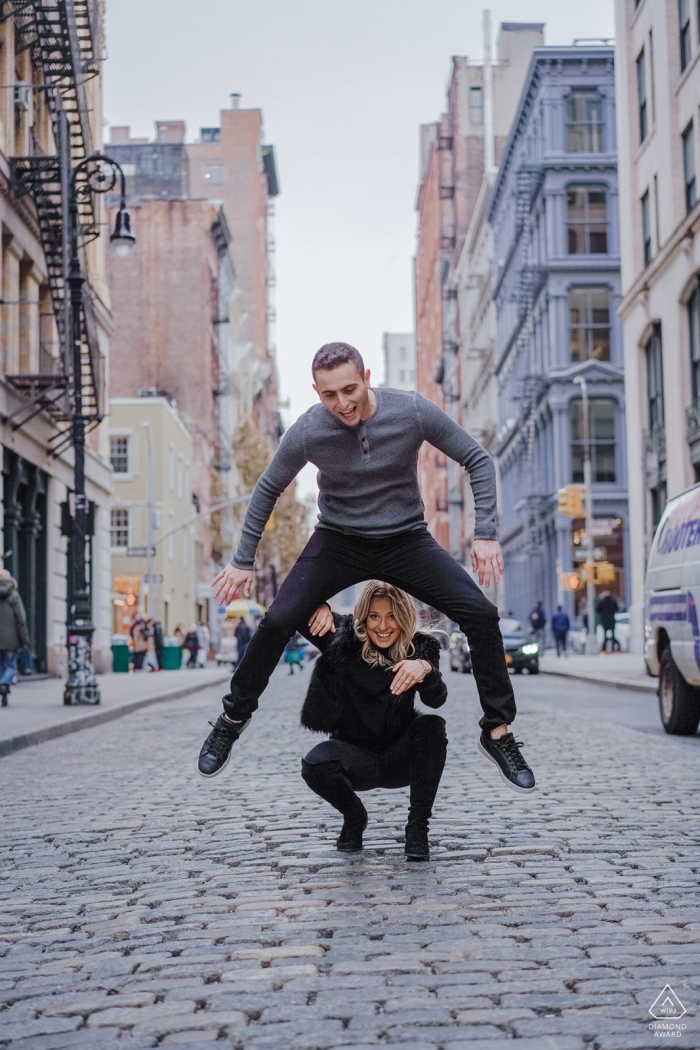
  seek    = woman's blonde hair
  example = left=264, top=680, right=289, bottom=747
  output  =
left=353, top=581, right=418, bottom=667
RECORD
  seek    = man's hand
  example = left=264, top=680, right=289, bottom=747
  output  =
left=212, top=563, right=254, bottom=604
left=308, top=603, right=336, bottom=637
left=471, top=538, right=505, bottom=589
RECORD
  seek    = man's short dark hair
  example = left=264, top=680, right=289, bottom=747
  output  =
left=312, top=341, right=365, bottom=378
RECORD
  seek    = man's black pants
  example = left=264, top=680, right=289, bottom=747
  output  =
left=223, top=528, right=515, bottom=731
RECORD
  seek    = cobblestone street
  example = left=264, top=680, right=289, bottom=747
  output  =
left=2, top=663, right=700, bottom=1049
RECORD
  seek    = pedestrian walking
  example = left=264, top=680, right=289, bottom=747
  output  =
left=300, top=582, right=448, bottom=860
left=597, top=591, right=619, bottom=652
left=143, top=618, right=159, bottom=672
left=0, top=569, right=30, bottom=706
left=550, top=605, right=570, bottom=657
left=284, top=633, right=305, bottom=674
left=200, top=341, right=535, bottom=795
left=152, top=619, right=164, bottom=671
left=130, top=617, right=149, bottom=671
left=529, top=600, right=547, bottom=652
left=196, top=621, right=211, bottom=668
left=183, top=625, right=199, bottom=669
left=233, top=617, right=252, bottom=670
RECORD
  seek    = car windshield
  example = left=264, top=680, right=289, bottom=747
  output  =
left=499, top=618, right=524, bottom=635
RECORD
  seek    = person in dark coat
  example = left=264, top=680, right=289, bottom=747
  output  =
left=596, top=591, right=620, bottom=652
left=550, top=605, right=570, bottom=657
left=183, top=625, right=199, bottom=668
left=0, top=570, right=30, bottom=706
left=299, top=581, right=448, bottom=861
left=529, top=600, right=546, bottom=651
left=234, top=618, right=252, bottom=670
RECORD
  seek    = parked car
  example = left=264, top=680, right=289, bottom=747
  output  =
left=644, top=483, right=700, bottom=734
left=499, top=617, right=539, bottom=674
left=449, top=631, right=472, bottom=673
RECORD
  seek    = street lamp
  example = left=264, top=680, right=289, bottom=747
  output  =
left=574, top=375, right=599, bottom=657
left=64, top=154, right=135, bottom=705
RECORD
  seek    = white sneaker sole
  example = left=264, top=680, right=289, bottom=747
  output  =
left=198, top=717, right=251, bottom=779
left=478, top=737, right=537, bottom=794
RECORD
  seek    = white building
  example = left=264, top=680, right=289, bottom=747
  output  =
left=615, top=0, right=700, bottom=651
left=382, top=333, right=416, bottom=390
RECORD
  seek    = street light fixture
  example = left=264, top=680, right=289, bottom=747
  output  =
left=64, top=153, right=135, bottom=706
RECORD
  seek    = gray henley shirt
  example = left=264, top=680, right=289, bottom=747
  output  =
left=232, top=388, right=497, bottom=569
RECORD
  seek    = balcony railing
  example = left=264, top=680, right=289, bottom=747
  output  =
left=646, top=422, right=667, bottom=463
left=687, top=399, right=700, bottom=445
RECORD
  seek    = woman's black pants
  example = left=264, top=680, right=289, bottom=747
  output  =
left=301, top=714, right=448, bottom=829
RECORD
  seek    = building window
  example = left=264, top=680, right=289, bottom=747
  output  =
left=168, top=448, right=175, bottom=489
left=683, top=122, right=696, bottom=212
left=680, top=0, right=691, bottom=71
left=646, top=323, right=665, bottom=431
left=569, top=288, right=611, bottom=362
left=399, top=345, right=407, bottom=362
left=565, top=92, right=603, bottom=153
left=689, top=279, right=700, bottom=401
left=204, top=163, right=225, bottom=185
left=567, top=186, right=608, bottom=254
left=110, top=508, right=129, bottom=549
left=651, top=482, right=667, bottom=529
left=641, top=191, right=651, bottom=266
left=570, top=399, right=616, bottom=483
left=636, top=48, right=647, bottom=142
left=469, top=86, right=483, bottom=125
left=177, top=459, right=184, bottom=498
left=110, top=436, right=129, bottom=475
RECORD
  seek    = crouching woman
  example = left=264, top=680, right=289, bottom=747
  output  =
left=300, top=581, right=448, bottom=861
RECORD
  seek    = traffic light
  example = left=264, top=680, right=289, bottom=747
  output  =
left=561, top=571, right=581, bottom=591
left=557, top=485, right=584, bottom=517
left=580, top=561, right=617, bottom=584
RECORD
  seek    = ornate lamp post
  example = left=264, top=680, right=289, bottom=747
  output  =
left=64, top=155, right=135, bottom=705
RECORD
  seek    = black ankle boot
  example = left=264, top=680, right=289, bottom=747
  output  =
left=405, top=822, right=429, bottom=860
left=337, top=807, right=368, bottom=852
left=301, top=758, right=368, bottom=851
left=0, top=684, right=8, bottom=707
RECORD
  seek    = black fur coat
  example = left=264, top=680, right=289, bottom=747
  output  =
left=300, top=615, right=445, bottom=736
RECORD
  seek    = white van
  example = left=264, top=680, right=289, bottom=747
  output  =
left=645, top=483, right=700, bottom=735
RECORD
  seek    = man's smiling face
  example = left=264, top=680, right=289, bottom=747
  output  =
left=313, top=361, right=373, bottom=427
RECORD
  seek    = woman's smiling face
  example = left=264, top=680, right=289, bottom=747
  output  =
left=365, top=596, right=400, bottom=650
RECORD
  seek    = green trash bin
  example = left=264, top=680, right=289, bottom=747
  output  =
left=161, top=637, right=182, bottom=670
left=111, top=634, right=130, bottom=673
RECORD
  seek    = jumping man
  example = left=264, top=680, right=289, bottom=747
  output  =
left=198, top=342, right=536, bottom=793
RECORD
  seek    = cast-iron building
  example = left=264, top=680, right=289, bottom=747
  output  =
left=488, top=45, right=629, bottom=625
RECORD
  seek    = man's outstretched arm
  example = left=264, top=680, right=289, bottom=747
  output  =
left=416, top=394, right=504, bottom=588
left=213, top=421, right=308, bottom=604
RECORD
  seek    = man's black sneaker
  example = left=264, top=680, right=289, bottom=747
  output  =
left=478, top=731, right=536, bottom=793
left=336, top=805, right=368, bottom=852
left=198, top=714, right=251, bottom=778
left=405, top=822, right=430, bottom=861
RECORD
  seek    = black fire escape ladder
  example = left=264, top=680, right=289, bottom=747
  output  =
left=2, top=0, right=105, bottom=428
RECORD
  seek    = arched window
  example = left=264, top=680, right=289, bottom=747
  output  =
left=688, top=278, right=700, bottom=402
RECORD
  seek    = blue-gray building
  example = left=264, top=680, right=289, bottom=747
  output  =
left=488, top=46, right=629, bottom=626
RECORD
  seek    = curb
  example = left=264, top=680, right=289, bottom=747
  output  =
left=540, top=666, right=657, bottom=695
left=0, top=672, right=230, bottom=759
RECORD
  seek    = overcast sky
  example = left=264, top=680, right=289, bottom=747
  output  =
left=104, top=0, right=614, bottom=495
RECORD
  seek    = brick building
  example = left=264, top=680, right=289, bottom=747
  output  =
left=414, top=20, right=543, bottom=562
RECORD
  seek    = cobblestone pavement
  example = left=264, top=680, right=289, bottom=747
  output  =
left=2, top=662, right=700, bottom=1049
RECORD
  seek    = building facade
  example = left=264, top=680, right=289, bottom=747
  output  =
left=489, top=45, right=628, bottom=626
left=614, top=0, right=700, bottom=652
left=382, top=333, right=416, bottom=390
left=109, top=397, right=204, bottom=636
left=414, top=19, right=544, bottom=562
left=0, top=3, right=114, bottom=675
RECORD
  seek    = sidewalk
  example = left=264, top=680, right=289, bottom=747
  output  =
left=0, top=666, right=230, bottom=758
left=539, top=650, right=657, bottom=693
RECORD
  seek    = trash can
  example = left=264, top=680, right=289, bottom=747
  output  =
left=161, top=636, right=182, bottom=670
left=111, top=634, right=130, bottom=673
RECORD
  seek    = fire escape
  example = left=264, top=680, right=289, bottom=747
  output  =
left=2, top=0, right=104, bottom=436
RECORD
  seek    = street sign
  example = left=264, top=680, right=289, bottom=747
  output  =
left=143, top=573, right=164, bottom=585
left=126, top=546, right=156, bottom=558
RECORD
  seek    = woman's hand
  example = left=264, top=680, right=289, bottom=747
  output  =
left=308, top=603, right=335, bottom=637
left=390, top=659, right=431, bottom=695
